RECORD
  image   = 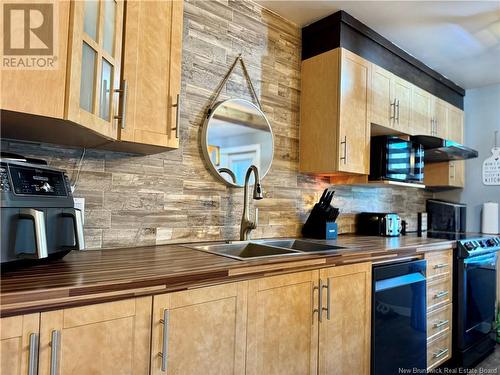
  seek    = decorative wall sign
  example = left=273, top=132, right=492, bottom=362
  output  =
left=482, top=131, right=500, bottom=186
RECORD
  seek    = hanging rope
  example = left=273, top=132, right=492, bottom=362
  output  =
left=206, top=54, right=263, bottom=118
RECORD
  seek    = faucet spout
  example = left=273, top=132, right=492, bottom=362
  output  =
left=240, top=165, right=263, bottom=241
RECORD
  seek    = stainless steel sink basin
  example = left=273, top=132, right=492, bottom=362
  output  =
left=188, top=239, right=345, bottom=260
left=262, top=239, right=345, bottom=253
left=189, top=241, right=302, bottom=261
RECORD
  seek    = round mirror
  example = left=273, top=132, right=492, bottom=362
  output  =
left=202, top=99, right=274, bottom=187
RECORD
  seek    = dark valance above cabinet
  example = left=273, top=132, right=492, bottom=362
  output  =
left=302, top=11, right=465, bottom=109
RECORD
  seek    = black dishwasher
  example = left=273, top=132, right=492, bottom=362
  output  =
left=372, top=260, right=427, bottom=375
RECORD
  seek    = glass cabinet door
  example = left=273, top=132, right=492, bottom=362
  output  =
left=66, top=0, right=124, bottom=139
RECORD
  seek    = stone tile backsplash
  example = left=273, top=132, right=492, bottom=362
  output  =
left=1, top=0, right=432, bottom=249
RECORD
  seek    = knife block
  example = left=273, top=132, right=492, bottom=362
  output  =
left=302, top=203, right=338, bottom=240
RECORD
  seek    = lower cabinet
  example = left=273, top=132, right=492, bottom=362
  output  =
left=246, top=263, right=372, bottom=375
left=0, top=263, right=372, bottom=375
left=151, top=282, right=248, bottom=375
left=38, top=297, right=152, bottom=375
left=246, top=270, right=319, bottom=375
left=0, top=314, right=39, bottom=375
left=425, top=249, right=453, bottom=371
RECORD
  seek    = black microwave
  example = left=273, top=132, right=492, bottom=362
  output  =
left=369, top=136, right=424, bottom=183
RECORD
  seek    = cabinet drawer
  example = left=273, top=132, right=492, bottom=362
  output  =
left=427, top=331, right=452, bottom=370
left=427, top=276, right=452, bottom=311
left=425, top=250, right=452, bottom=280
left=427, top=304, right=452, bottom=341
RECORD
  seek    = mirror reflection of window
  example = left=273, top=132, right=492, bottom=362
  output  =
left=204, top=99, right=273, bottom=187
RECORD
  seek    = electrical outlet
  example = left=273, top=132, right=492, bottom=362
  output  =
left=74, top=197, right=85, bottom=224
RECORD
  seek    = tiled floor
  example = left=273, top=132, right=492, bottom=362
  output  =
left=475, top=343, right=500, bottom=371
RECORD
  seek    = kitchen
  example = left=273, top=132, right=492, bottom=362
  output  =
left=1, top=0, right=499, bottom=374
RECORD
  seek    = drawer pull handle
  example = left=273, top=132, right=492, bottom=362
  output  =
left=434, top=290, right=449, bottom=299
left=433, top=263, right=448, bottom=269
left=433, top=348, right=449, bottom=359
left=433, top=319, right=449, bottom=328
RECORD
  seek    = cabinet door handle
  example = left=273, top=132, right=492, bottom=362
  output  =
left=19, top=208, right=48, bottom=259
left=318, top=279, right=323, bottom=322
left=433, top=319, right=449, bottom=328
left=114, top=80, right=128, bottom=129
left=312, top=284, right=319, bottom=322
left=340, top=136, right=347, bottom=164
left=28, top=333, right=39, bottom=375
left=390, top=99, right=396, bottom=120
left=396, top=99, right=400, bottom=122
left=433, top=263, right=448, bottom=269
left=171, top=93, right=181, bottom=139
left=434, top=290, right=449, bottom=299
left=430, top=118, right=434, bottom=135
left=50, top=330, right=60, bottom=375
left=433, top=348, right=449, bottom=359
left=321, top=278, right=331, bottom=320
left=159, top=309, right=170, bottom=372
left=450, top=163, right=456, bottom=179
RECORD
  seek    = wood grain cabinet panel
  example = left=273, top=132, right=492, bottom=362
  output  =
left=392, top=77, right=412, bottom=134
left=371, top=65, right=393, bottom=129
left=411, top=86, right=433, bottom=136
left=0, top=314, right=39, bottom=375
left=38, top=297, right=152, bottom=375
left=120, top=0, right=183, bottom=149
left=318, top=263, right=371, bottom=375
left=300, top=48, right=371, bottom=175
left=246, top=270, right=319, bottom=375
left=151, top=282, right=247, bottom=375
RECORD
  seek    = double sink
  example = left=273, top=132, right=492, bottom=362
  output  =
left=188, top=239, right=345, bottom=261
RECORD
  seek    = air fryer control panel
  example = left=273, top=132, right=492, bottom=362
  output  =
left=1, top=162, right=72, bottom=197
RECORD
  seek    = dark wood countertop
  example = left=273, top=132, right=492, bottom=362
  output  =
left=0, top=234, right=456, bottom=317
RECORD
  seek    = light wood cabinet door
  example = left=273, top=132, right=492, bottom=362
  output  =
left=432, top=98, right=448, bottom=138
left=65, top=0, right=124, bottom=139
left=151, top=282, right=247, bottom=375
left=120, top=0, right=183, bottom=149
left=338, top=48, right=371, bottom=174
left=392, top=76, right=412, bottom=134
left=0, top=314, right=39, bottom=375
left=411, top=86, right=432, bottom=136
left=38, top=297, right=152, bottom=375
left=318, top=263, right=371, bottom=375
left=0, top=1, right=70, bottom=119
left=246, top=270, right=319, bottom=375
left=371, top=65, right=393, bottom=129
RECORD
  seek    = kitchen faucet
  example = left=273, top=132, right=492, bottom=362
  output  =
left=240, top=165, right=263, bottom=241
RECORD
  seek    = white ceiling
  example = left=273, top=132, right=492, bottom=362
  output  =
left=256, top=1, right=500, bottom=89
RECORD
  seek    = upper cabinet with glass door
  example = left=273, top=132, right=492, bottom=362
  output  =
left=66, top=0, right=124, bottom=139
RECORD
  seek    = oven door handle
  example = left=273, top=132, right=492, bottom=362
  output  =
left=19, top=208, right=49, bottom=259
left=61, top=209, right=85, bottom=250
left=464, top=253, right=497, bottom=268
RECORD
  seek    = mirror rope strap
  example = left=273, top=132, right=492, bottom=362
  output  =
left=206, top=54, right=263, bottom=117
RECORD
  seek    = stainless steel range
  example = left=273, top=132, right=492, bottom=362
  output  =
left=453, top=235, right=500, bottom=368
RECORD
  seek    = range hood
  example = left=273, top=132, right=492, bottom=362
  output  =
left=410, top=135, right=478, bottom=163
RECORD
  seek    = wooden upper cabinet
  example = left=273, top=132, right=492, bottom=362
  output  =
left=151, top=282, right=247, bottom=375
left=411, top=86, right=433, bottom=135
left=38, top=298, right=152, bottom=375
left=392, top=76, right=412, bottom=134
left=371, top=65, right=393, bottom=129
left=0, top=1, right=70, bottom=119
left=318, top=263, right=371, bottom=375
left=338, top=49, right=371, bottom=174
left=0, top=314, right=40, bottom=375
left=300, top=48, right=371, bottom=175
left=431, top=97, right=449, bottom=138
left=371, top=65, right=411, bottom=134
left=120, top=0, right=183, bottom=149
left=246, top=270, right=319, bottom=375
left=66, top=0, right=124, bottom=139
